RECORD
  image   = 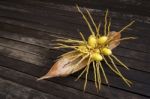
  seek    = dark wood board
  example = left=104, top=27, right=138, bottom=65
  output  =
left=0, top=0, right=149, bottom=99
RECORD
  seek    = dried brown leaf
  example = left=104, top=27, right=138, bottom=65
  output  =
left=38, top=51, right=88, bottom=80
left=108, top=31, right=121, bottom=50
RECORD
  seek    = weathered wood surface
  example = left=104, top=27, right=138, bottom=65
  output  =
left=0, top=0, right=150, bottom=99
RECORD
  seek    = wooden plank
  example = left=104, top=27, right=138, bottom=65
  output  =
left=0, top=0, right=149, bottom=26
left=0, top=1, right=149, bottom=34
left=0, top=45, right=46, bottom=66
left=1, top=0, right=150, bottom=17
left=0, top=19, right=149, bottom=58
left=0, top=65, right=104, bottom=99
left=0, top=55, right=149, bottom=99
left=0, top=4, right=149, bottom=48
left=0, top=2, right=149, bottom=39
left=0, top=0, right=149, bottom=39
left=0, top=4, right=148, bottom=40
left=0, top=78, right=61, bottom=99
left=0, top=30, right=149, bottom=63
left=0, top=41, right=149, bottom=85
left=0, top=0, right=149, bottom=98
left=0, top=51, right=149, bottom=97
left=0, top=37, right=50, bottom=57
left=0, top=92, right=6, bottom=99
left=0, top=23, right=149, bottom=97
left=79, top=68, right=150, bottom=97
left=43, top=0, right=150, bottom=16
left=113, top=47, right=150, bottom=62
left=0, top=29, right=150, bottom=73
left=0, top=37, right=150, bottom=85
left=0, top=16, right=149, bottom=62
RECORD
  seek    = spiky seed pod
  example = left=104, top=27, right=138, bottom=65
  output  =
left=38, top=5, right=136, bottom=92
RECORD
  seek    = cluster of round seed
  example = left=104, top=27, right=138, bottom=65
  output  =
left=80, top=35, right=112, bottom=61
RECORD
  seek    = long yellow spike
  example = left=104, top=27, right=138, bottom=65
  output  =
left=97, top=23, right=101, bottom=36
left=75, top=67, right=87, bottom=81
left=104, top=56, right=132, bottom=86
left=96, top=62, right=101, bottom=90
left=75, top=54, right=90, bottom=81
left=93, top=62, right=98, bottom=90
left=76, top=5, right=95, bottom=36
left=103, top=57, right=119, bottom=75
left=104, top=10, right=108, bottom=36
left=119, top=21, right=135, bottom=33
left=79, top=32, right=89, bottom=49
left=85, top=8, right=98, bottom=33
left=55, top=39, right=84, bottom=44
left=54, top=43, right=78, bottom=49
left=108, top=56, right=132, bottom=87
left=84, top=56, right=91, bottom=91
left=75, top=54, right=89, bottom=67
left=112, top=37, right=137, bottom=43
left=107, top=18, right=111, bottom=36
left=99, top=62, right=109, bottom=84
left=79, top=32, right=87, bottom=45
left=111, top=54, right=129, bottom=69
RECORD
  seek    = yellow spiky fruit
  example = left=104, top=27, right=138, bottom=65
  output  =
left=88, top=35, right=97, bottom=48
left=98, top=36, right=108, bottom=45
left=102, top=48, right=112, bottom=55
left=92, top=53, right=103, bottom=61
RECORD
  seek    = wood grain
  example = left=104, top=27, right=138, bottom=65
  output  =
left=0, top=0, right=149, bottom=99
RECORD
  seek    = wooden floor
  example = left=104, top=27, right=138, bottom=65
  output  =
left=0, top=0, right=150, bottom=99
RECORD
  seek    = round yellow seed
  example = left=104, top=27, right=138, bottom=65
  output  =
left=98, top=36, right=108, bottom=45
left=102, top=48, right=112, bottom=55
left=88, top=35, right=97, bottom=48
left=92, top=53, right=103, bottom=61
